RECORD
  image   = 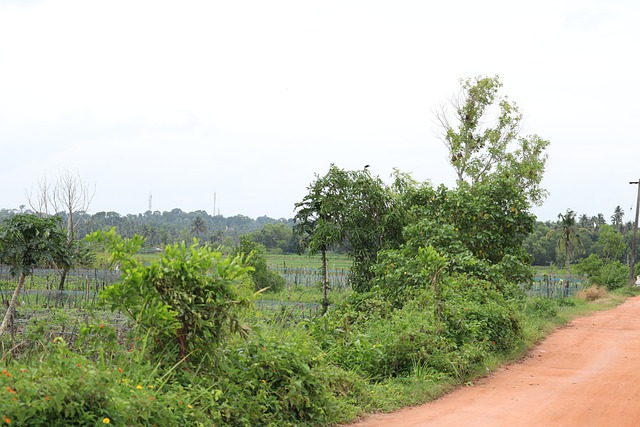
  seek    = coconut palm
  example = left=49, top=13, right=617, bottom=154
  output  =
left=556, top=209, right=583, bottom=293
left=611, top=206, right=624, bottom=232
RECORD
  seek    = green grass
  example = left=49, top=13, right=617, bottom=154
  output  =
left=266, top=252, right=352, bottom=270
left=356, top=286, right=640, bottom=417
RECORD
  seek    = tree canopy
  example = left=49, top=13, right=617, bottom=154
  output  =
left=435, top=75, right=550, bottom=205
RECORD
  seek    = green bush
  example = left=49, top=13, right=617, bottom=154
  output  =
left=441, top=277, right=521, bottom=352
left=234, top=235, right=286, bottom=293
left=87, top=230, right=254, bottom=367
left=309, top=276, right=522, bottom=382
left=576, top=254, right=629, bottom=290
left=0, top=339, right=210, bottom=426
left=212, top=329, right=359, bottom=426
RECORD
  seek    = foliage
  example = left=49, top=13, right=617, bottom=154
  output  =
left=575, top=254, right=628, bottom=290
left=435, top=75, right=549, bottom=204
left=594, top=224, right=625, bottom=261
left=0, top=214, right=71, bottom=336
left=309, top=275, right=522, bottom=383
left=86, top=229, right=254, bottom=365
left=212, top=328, right=361, bottom=426
left=234, top=235, right=286, bottom=293
left=294, top=165, right=412, bottom=294
left=249, top=223, right=296, bottom=253
left=0, top=339, right=211, bottom=426
left=0, top=214, right=69, bottom=278
left=522, top=221, right=556, bottom=265
left=525, top=204, right=638, bottom=268
left=293, top=165, right=349, bottom=312
left=399, top=176, right=535, bottom=287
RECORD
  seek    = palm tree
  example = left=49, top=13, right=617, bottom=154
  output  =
left=191, top=216, right=208, bottom=241
left=578, top=214, right=591, bottom=229
left=611, top=206, right=624, bottom=232
left=557, top=209, right=583, bottom=294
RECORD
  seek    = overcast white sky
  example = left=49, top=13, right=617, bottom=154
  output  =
left=1, top=0, right=639, bottom=222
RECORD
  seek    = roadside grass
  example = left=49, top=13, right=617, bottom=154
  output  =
left=3, top=253, right=638, bottom=426
left=355, top=286, right=640, bottom=418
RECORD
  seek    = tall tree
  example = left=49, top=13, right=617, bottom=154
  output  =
left=0, top=214, right=69, bottom=336
left=435, top=75, right=549, bottom=205
left=611, top=206, right=624, bottom=232
left=191, top=216, right=208, bottom=241
left=26, top=170, right=95, bottom=291
left=295, top=165, right=411, bottom=297
left=595, top=224, right=626, bottom=262
left=556, top=209, right=583, bottom=289
left=294, top=165, right=348, bottom=313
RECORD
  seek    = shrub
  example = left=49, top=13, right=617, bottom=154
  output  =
left=0, top=339, right=211, bottom=426
left=576, top=255, right=628, bottom=290
left=234, top=235, right=286, bottom=293
left=310, top=276, right=522, bottom=382
left=576, top=285, right=608, bottom=301
left=87, top=230, right=254, bottom=367
left=212, top=328, right=359, bottom=426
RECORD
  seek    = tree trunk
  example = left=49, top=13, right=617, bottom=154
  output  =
left=321, top=244, right=328, bottom=315
left=0, top=272, right=26, bottom=336
left=55, top=267, right=69, bottom=308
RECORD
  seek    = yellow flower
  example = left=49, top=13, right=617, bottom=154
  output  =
left=102, top=418, right=110, bottom=424
left=187, top=404, right=193, bottom=409
left=136, top=385, right=143, bottom=390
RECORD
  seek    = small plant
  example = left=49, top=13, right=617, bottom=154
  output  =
left=86, top=229, right=254, bottom=367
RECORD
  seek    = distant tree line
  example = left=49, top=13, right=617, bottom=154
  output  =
left=523, top=207, right=637, bottom=268
left=0, top=207, right=296, bottom=253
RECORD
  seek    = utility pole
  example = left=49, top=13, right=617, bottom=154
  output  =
left=630, top=179, right=640, bottom=285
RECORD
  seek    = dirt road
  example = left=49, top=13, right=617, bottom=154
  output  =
left=348, top=296, right=640, bottom=427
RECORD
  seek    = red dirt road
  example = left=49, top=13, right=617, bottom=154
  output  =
left=348, top=296, right=640, bottom=427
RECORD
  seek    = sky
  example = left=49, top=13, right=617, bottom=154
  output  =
left=1, top=0, right=639, bottom=223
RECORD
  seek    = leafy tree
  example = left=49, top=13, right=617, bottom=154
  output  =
left=575, top=254, right=628, bottom=290
left=522, top=221, right=556, bottom=266
left=0, top=214, right=69, bottom=336
left=403, top=175, right=535, bottom=285
left=294, top=165, right=349, bottom=312
left=591, top=213, right=607, bottom=229
left=435, top=75, right=549, bottom=204
left=26, top=170, right=95, bottom=291
left=338, top=168, right=409, bottom=292
left=250, top=223, right=294, bottom=253
left=595, top=224, right=626, bottom=262
left=294, top=165, right=410, bottom=298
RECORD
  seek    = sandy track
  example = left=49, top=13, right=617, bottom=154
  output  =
left=348, top=296, right=640, bottom=427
